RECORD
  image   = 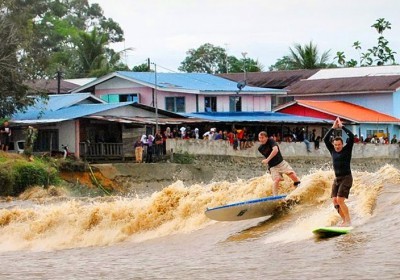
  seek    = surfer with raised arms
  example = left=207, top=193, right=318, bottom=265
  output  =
left=258, top=131, right=301, bottom=196
left=323, top=117, right=354, bottom=227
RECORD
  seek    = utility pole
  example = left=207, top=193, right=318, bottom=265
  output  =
left=56, top=70, right=62, bottom=94
left=151, top=63, right=159, bottom=132
left=241, top=52, right=248, bottom=82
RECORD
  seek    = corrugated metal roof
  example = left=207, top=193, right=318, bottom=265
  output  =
left=283, top=100, right=400, bottom=123
left=11, top=93, right=105, bottom=120
left=24, top=79, right=80, bottom=94
left=181, top=111, right=331, bottom=123
left=218, top=69, right=318, bottom=89
left=11, top=93, right=186, bottom=124
left=72, top=71, right=286, bottom=94
left=12, top=102, right=136, bottom=122
left=308, top=65, right=400, bottom=80
left=116, top=71, right=284, bottom=93
left=286, top=75, right=400, bottom=95
left=64, top=78, right=97, bottom=86
left=86, top=116, right=207, bottom=125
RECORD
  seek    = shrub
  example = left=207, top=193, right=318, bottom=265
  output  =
left=13, top=161, right=60, bottom=195
left=172, top=152, right=195, bottom=164
left=0, top=163, right=14, bottom=196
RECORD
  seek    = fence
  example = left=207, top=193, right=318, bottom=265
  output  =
left=80, top=142, right=124, bottom=160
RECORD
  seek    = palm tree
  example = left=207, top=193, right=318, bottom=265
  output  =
left=287, top=41, right=332, bottom=69
left=75, top=29, right=131, bottom=77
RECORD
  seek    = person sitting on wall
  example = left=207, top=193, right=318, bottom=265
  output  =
left=391, top=135, right=398, bottom=144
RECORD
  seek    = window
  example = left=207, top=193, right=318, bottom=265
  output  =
left=165, top=97, right=185, bottom=112
left=229, top=96, right=242, bottom=112
left=272, top=96, right=294, bottom=109
left=101, top=94, right=139, bottom=103
left=366, top=129, right=386, bottom=137
left=34, top=129, right=59, bottom=152
left=119, top=94, right=139, bottom=102
left=204, top=96, right=217, bottom=112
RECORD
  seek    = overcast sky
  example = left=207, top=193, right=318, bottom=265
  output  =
left=89, top=0, right=400, bottom=73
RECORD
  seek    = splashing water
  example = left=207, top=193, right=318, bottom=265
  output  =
left=1, top=164, right=400, bottom=252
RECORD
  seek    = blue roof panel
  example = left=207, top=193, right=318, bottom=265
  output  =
left=181, top=111, right=332, bottom=123
left=116, top=71, right=283, bottom=93
left=13, top=101, right=134, bottom=121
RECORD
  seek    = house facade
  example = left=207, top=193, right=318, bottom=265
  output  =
left=10, top=93, right=189, bottom=160
left=71, top=72, right=286, bottom=114
left=274, top=100, right=400, bottom=141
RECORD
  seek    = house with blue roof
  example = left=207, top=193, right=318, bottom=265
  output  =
left=10, top=93, right=188, bottom=160
left=71, top=71, right=286, bottom=113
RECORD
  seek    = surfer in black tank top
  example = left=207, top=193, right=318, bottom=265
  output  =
left=323, top=117, right=354, bottom=226
left=258, top=131, right=301, bottom=196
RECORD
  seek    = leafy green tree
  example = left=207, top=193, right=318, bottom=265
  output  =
left=1, top=0, right=127, bottom=78
left=269, top=56, right=292, bottom=71
left=132, top=63, right=151, bottom=72
left=335, top=18, right=397, bottom=67
left=179, top=43, right=262, bottom=73
left=0, top=16, right=43, bottom=118
left=227, top=56, right=263, bottom=73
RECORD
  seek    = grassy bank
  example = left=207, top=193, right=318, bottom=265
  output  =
left=0, top=152, right=60, bottom=196
left=0, top=152, right=115, bottom=198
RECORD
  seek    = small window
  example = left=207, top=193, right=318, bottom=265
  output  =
left=229, top=96, right=242, bottom=112
left=165, top=97, right=185, bottom=112
left=204, top=96, right=217, bottom=112
left=100, top=94, right=139, bottom=103
left=119, top=94, right=139, bottom=102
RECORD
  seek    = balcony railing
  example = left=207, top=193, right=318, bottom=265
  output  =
left=80, top=142, right=123, bottom=160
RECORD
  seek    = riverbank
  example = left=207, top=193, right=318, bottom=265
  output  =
left=91, top=156, right=400, bottom=194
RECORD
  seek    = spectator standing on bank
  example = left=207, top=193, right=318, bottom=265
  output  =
left=134, top=137, right=143, bottom=163
left=146, top=134, right=154, bottom=163
left=311, top=129, right=320, bottom=150
left=0, top=121, right=12, bottom=152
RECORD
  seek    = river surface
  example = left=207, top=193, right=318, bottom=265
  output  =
left=1, top=164, right=400, bottom=279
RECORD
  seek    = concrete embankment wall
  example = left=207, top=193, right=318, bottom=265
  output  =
left=166, top=139, right=400, bottom=159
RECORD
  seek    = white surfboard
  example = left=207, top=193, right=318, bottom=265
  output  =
left=205, top=195, right=287, bottom=221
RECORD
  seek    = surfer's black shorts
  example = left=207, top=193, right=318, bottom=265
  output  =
left=331, top=174, right=353, bottom=198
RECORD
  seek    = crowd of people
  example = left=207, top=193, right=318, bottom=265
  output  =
left=354, top=134, right=398, bottom=144
left=133, top=125, right=400, bottom=164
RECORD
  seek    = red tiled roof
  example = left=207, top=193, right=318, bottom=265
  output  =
left=286, top=75, right=400, bottom=95
left=296, top=100, right=400, bottom=123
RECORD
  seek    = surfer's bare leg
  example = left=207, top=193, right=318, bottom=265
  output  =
left=333, top=197, right=350, bottom=226
left=272, top=178, right=281, bottom=196
left=287, top=172, right=301, bottom=188
left=337, top=196, right=351, bottom=226
left=332, top=197, right=345, bottom=221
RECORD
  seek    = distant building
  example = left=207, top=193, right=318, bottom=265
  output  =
left=71, top=71, right=286, bottom=113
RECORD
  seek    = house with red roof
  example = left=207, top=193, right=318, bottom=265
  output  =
left=274, top=100, right=400, bottom=141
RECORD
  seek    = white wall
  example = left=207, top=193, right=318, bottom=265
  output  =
left=167, top=138, right=400, bottom=159
left=58, top=120, right=76, bottom=152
